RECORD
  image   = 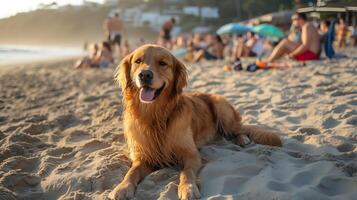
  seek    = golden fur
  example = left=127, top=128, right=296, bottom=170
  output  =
left=108, top=44, right=282, bottom=200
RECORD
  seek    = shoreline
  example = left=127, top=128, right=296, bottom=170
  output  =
left=0, top=44, right=85, bottom=68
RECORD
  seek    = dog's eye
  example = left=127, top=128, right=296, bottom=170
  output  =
left=135, top=59, right=141, bottom=64
left=159, top=61, right=167, bottom=66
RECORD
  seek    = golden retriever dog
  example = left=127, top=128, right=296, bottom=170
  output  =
left=108, top=44, right=282, bottom=200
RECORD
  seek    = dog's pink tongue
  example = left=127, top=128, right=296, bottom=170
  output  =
left=140, top=88, right=155, bottom=102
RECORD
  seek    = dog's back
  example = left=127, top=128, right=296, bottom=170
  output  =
left=185, top=93, right=282, bottom=147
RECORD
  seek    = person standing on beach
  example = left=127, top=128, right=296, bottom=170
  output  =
left=104, top=13, right=125, bottom=57
left=336, top=18, right=348, bottom=48
left=257, top=12, right=320, bottom=66
left=159, top=18, right=176, bottom=49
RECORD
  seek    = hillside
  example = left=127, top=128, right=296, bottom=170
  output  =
left=0, top=6, right=156, bottom=47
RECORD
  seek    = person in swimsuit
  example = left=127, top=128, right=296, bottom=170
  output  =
left=104, top=13, right=125, bottom=57
left=159, top=18, right=176, bottom=49
left=92, top=41, right=114, bottom=68
left=231, top=31, right=263, bottom=60
left=336, top=18, right=348, bottom=48
left=194, top=34, right=224, bottom=62
left=257, top=12, right=321, bottom=66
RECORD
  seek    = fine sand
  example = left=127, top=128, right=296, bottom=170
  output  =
left=0, top=50, right=357, bottom=200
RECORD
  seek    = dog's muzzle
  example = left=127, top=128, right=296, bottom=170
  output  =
left=138, top=70, right=153, bottom=85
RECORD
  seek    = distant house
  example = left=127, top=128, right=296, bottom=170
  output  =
left=120, top=6, right=181, bottom=32
left=104, top=0, right=118, bottom=6
left=201, top=7, right=219, bottom=18
left=121, top=7, right=142, bottom=26
left=183, top=6, right=199, bottom=16
left=183, top=6, right=219, bottom=18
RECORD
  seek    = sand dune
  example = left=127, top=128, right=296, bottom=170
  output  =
left=0, top=50, right=357, bottom=199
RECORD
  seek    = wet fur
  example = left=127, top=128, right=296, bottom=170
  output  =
left=109, top=44, right=282, bottom=200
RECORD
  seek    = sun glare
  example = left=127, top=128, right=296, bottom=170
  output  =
left=0, top=0, right=105, bottom=19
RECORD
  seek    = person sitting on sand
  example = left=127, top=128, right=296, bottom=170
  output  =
left=257, top=13, right=321, bottom=67
left=194, top=34, right=224, bottom=62
left=232, top=32, right=263, bottom=59
left=91, top=41, right=114, bottom=68
left=75, top=42, right=113, bottom=69
left=75, top=43, right=99, bottom=69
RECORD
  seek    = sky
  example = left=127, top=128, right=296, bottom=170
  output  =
left=0, top=0, right=105, bottom=19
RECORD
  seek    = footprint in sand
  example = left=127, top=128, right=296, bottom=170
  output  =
left=0, top=172, right=41, bottom=192
left=53, top=114, right=80, bottom=129
left=346, top=116, right=357, bottom=126
left=64, top=130, right=92, bottom=143
left=82, top=95, right=101, bottom=102
left=347, top=99, right=357, bottom=106
left=285, top=116, right=301, bottom=124
left=44, top=146, right=74, bottom=157
left=0, top=131, right=5, bottom=140
left=266, top=180, right=291, bottom=192
left=37, top=146, right=76, bottom=177
left=337, top=143, right=355, bottom=153
left=78, top=139, right=111, bottom=155
left=0, top=156, right=38, bottom=173
left=0, top=116, right=7, bottom=123
left=0, top=186, right=18, bottom=200
left=322, top=116, right=340, bottom=129
left=271, top=109, right=289, bottom=117
left=22, top=123, right=51, bottom=135
left=24, top=114, right=47, bottom=123
left=298, top=127, right=321, bottom=135
left=317, top=175, right=357, bottom=196
left=332, top=104, right=349, bottom=114
left=0, top=143, right=26, bottom=162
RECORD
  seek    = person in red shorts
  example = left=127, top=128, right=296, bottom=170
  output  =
left=257, top=13, right=321, bottom=68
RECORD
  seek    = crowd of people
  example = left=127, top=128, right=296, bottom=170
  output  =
left=76, top=12, right=356, bottom=71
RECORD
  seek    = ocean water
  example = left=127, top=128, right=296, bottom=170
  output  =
left=0, top=45, right=85, bottom=65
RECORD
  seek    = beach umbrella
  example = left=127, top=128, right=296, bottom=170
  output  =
left=252, top=24, right=284, bottom=39
left=216, top=23, right=252, bottom=35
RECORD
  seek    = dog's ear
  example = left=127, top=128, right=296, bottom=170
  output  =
left=172, top=56, right=188, bottom=95
left=115, top=53, right=133, bottom=90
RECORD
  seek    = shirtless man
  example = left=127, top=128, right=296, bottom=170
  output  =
left=104, top=13, right=125, bottom=56
left=262, top=13, right=320, bottom=63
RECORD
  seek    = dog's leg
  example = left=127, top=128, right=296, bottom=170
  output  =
left=177, top=147, right=202, bottom=200
left=108, top=160, right=154, bottom=200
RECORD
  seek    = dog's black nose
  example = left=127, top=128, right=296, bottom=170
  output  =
left=138, top=70, right=153, bottom=84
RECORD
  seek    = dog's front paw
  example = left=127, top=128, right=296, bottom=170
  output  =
left=178, top=183, right=201, bottom=200
left=108, top=182, right=135, bottom=200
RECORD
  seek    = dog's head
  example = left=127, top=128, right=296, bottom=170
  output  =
left=116, top=44, right=187, bottom=104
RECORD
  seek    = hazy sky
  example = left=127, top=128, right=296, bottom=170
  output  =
left=0, top=0, right=105, bottom=19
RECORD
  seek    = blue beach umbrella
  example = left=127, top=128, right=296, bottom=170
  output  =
left=252, top=24, right=284, bottom=39
left=216, top=23, right=252, bottom=35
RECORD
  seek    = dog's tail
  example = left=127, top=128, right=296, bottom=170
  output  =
left=239, top=125, right=282, bottom=147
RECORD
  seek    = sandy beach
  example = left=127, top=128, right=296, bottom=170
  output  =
left=0, top=49, right=357, bottom=200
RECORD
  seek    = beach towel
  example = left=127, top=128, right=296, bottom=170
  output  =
left=324, top=20, right=335, bottom=59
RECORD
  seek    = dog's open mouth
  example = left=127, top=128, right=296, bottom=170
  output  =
left=139, top=83, right=165, bottom=103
